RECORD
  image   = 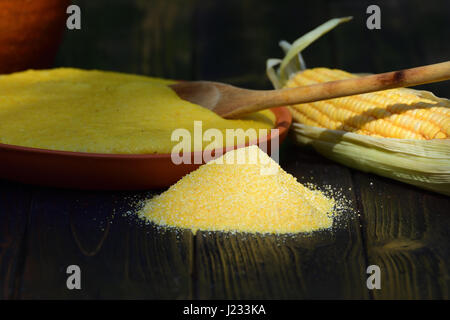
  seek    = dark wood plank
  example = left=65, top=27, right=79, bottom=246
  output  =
left=195, top=144, right=370, bottom=299
left=193, top=0, right=449, bottom=97
left=193, top=3, right=369, bottom=298
left=19, top=188, right=193, bottom=299
left=17, top=0, right=198, bottom=300
left=353, top=171, right=450, bottom=299
left=0, top=181, right=32, bottom=299
left=193, top=0, right=338, bottom=89
left=55, top=0, right=196, bottom=80
left=329, top=0, right=449, bottom=97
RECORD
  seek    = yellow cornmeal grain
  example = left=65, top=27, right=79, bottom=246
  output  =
left=0, top=68, right=274, bottom=154
left=140, top=145, right=335, bottom=234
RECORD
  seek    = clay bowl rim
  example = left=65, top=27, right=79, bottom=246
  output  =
left=0, top=107, right=292, bottom=160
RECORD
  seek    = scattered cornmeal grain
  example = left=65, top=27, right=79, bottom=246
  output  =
left=139, top=145, right=336, bottom=234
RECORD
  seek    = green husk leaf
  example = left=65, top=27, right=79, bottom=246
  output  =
left=278, top=40, right=307, bottom=81
left=292, top=124, right=450, bottom=196
left=266, top=58, right=283, bottom=89
left=266, top=16, right=352, bottom=88
left=278, top=16, right=352, bottom=85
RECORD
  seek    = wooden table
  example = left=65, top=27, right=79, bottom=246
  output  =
left=0, top=0, right=449, bottom=300
left=1, top=140, right=448, bottom=299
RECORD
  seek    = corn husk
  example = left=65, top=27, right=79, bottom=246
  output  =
left=266, top=17, right=450, bottom=196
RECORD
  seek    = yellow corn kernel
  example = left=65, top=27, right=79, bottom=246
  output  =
left=287, top=68, right=450, bottom=140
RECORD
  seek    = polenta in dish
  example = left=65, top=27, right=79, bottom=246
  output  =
left=0, top=68, right=275, bottom=154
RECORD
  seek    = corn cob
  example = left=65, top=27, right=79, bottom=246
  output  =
left=286, top=68, right=450, bottom=140
left=266, top=17, right=450, bottom=195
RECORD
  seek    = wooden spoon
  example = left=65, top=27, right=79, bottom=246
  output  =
left=169, top=61, right=450, bottom=118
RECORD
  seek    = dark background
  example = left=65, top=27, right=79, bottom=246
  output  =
left=56, top=0, right=450, bottom=96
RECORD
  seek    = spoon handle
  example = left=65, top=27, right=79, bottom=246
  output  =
left=228, top=61, right=450, bottom=118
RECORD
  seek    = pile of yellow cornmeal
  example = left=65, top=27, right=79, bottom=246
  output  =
left=140, top=145, right=335, bottom=234
left=0, top=68, right=274, bottom=154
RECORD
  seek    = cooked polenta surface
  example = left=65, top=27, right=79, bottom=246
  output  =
left=0, top=68, right=275, bottom=154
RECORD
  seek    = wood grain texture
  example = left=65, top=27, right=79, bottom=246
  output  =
left=195, top=145, right=370, bottom=299
left=353, top=172, right=450, bottom=299
left=55, top=0, right=196, bottom=79
left=17, top=0, right=198, bottom=300
left=0, top=182, right=32, bottom=299
left=19, top=188, right=193, bottom=299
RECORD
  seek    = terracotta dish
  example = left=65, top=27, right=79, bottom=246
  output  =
left=0, top=0, right=69, bottom=74
left=0, top=107, right=292, bottom=190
